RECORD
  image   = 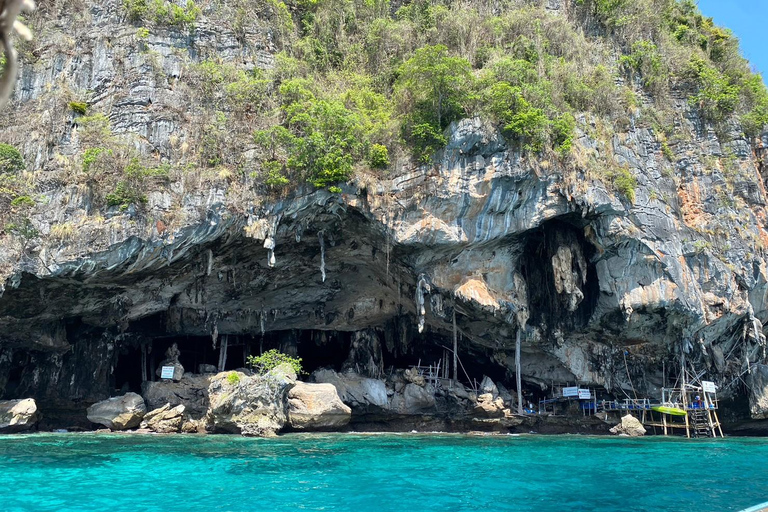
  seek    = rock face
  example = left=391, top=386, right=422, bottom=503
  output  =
left=312, top=369, right=389, bottom=410
left=286, top=382, right=351, bottom=431
left=610, top=414, right=646, bottom=437
left=142, top=374, right=210, bottom=418
left=86, top=393, right=146, bottom=430
left=0, top=398, right=39, bottom=432
left=748, top=365, right=768, bottom=419
left=140, top=403, right=185, bottom=433
left=0, top=0, right=768, bottom=432
left=206, top=366, right=295, bottom=436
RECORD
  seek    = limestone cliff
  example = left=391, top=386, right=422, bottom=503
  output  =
left=1, top=0, right=767, bottom=429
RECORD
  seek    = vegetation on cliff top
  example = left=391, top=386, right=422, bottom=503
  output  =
left=162, top=0, right=766, bottom=196
left=3, top=0, right=767, bottom=216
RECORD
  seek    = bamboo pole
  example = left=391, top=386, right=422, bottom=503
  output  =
left=516, top=328, right=523, bottom=415
left=452, top=309, right=458, bottom=384
left=713, top=409, right=724, bottom=438
left=703, top=392, right=717, bottom=438
left=681, top=351, right=690, bottom=438
left=141, top=344, right=147, bottom=383
left=218, top=334, right=228, bottom=372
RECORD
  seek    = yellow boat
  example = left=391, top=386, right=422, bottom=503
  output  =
left=652, top=405, right=687, bottom=416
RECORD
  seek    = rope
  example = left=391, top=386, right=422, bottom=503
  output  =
left=623, top=350, right=639, bottom=400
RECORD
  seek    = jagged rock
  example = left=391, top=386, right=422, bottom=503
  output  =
left=496, top=382, right=517, bottom=407
left=403, top=368, right=426, bottom=387
left=480, top=376, right=499, bottom=397
left=473, top=393, right=506, bottom=418
left=181, top=419, right=203, bottom=433
left=342, top=329, right=384, bottom=378
left=0, top=398, right=39, bottom=432
left=198, top=364, right=217, bottom=374
left=748, top=364, right=768, bottom=419
left=140, top=403, right=185, bottom=433
left=609, top=414, right=646, bottom=437
left=447, top=381, right=476, bottom=402
left=286, top=382, right=351, bottom=430
left=206, top=366, right=295, bottom=436
left=86, top=393, right=146, bottom=430
left=392, top=383, right=435, bottom=413
left=1, top=0, right=768, bottom=434
left=312, top=369, right=389, bottom=409
left=142, top=374, right=210, bottom=418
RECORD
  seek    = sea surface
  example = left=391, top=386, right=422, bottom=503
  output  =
left=1, top=432, right=767, bottom=512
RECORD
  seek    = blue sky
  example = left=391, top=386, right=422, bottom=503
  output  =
left=697, top=0, right=767, bottom=80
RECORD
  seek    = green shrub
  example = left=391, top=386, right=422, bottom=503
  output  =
left=124, top=0, right=148, bottom=21
left=68, top=101, right=88, bottom=116
left=5, top=217, right=38, bottom=241
left=552, top=113, right=575, bottom=156
left=0, top=143, right=25, bottom=174
left=368, top=143, right=389, bottom=169
left=226, top=372, right=241, bottom=385
left=687, top=57, right=739, bottom=123
left=82, top=147, right=111, bottom=174
left=620, top=40, right=667, bottom=92
left=246, top=349, right=303, bottom=376
left=262, top=160, right=289, bottom=188
left=124, top=0, right=199, bottom=28
left=151, top=0, right=200, bottom=27
left=77, top=113, right=112, bottom=144
left=10, top=195, right=34, bottom=208
left=106, top=181, right=147, bottom=210
left=610, top=166, right=638, bottom=203
left=395, top=45, right=473, bottom=130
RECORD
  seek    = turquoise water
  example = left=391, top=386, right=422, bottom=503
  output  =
left=1, top=433, right=767, bottom=512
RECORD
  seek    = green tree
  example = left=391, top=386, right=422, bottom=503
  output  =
left=0, top=144, right=24, bottom=174
left=246, top=349, right=303, bottom=376
left=395, top=45, right=473, bottom=130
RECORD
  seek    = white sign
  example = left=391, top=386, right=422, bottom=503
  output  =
left=702, top=380, right=717, bottom=393
left=563, top=386, right=579, bottom=398
left=578, top=389, right=592, bottom=400
left=160, top=366, right=176, bottom=379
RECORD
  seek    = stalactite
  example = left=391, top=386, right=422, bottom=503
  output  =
left=318, top=230, right=326, bottom=283
left=416, top=274, right=430, bottom=333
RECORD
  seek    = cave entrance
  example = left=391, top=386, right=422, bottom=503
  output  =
left=519, top=217, right=600, bottom=331
left=113, top=343, right=143, bottom=394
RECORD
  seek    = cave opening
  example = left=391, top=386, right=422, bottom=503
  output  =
left=519, top=217, right=600, bottom=332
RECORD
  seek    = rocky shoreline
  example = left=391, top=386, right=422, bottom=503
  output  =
left=1, top=363, right=620, bottom=437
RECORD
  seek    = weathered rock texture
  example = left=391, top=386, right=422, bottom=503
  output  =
left=286, top=382, right=351, bottom=430
left=0, top=0, right=767, bottom=431
left=610, top=414, right=647, bottom=437
left=206, top=366, right=295, bottom=436
left=140, top=403, right=185, bottom=433
left=0, top=398, right=39, bottom=432
left=86, top=393, right=146, bottom=430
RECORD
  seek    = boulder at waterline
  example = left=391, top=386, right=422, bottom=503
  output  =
left=287, top=382, right=351, bottom=430
left=86, top=393, right=147, bottom=430
left=140, top=403, right=185, bottom=433
left=206, top=365, right=295, bottom=436
left=473, top=393, right=506, bottom=418
left=609, top=414, right=646, bottom=437
left=0, top=398, right=39, bottom=432
left=142, top=374, right=210, bottom=418
left=312, top=369, right=389, bottom=410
